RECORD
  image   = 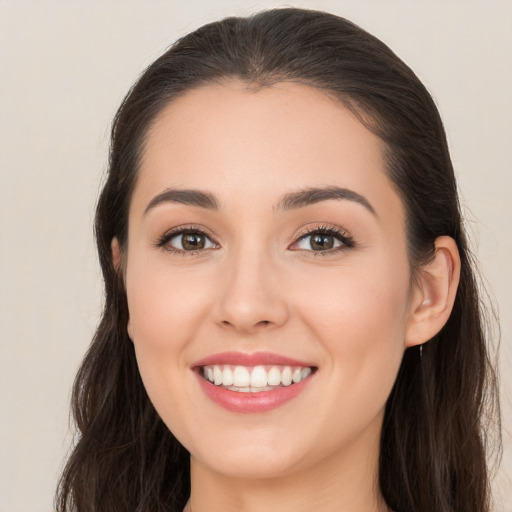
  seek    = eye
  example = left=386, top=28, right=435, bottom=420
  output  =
left=157, top=227, right=217, bottom=254
left=289, top=226, right=355, bottom=254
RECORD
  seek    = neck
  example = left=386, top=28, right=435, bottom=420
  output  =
left=186, top=421, right=389, bottom=512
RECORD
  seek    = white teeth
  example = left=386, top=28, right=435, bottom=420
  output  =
left=267, top=366, right=281, bottom=386
left=281, top=366, right=292, bottom=386
left=202, top=364, right=314, bottom=391
left=222, top=366, right=234, bottom=386
left=250, top=366, right=268, bottom=388
left=213, top=366, right=223, bottom=385
left=227, top=386, right=276, bottom=392
left=301, top=367, right=312, bottom=380
left=233, top=366, right=250, bottom=387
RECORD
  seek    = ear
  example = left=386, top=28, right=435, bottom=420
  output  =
left=405, top=236, right=461, bottom=347
left=111, top=237, right=134, bottom=342
left=127, top=319, right=134, bottom=341
left=111, top=237, right=121, bottom=271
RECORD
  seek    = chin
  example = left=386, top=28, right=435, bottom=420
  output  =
left=178, top=421, right=310, bottom=479
left=193, top=447, right=306, bottom=480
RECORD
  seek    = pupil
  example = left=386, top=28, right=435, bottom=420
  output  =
left=182, top=233, right=205, bottom=250
left=311, top=234, right=334, bottom=250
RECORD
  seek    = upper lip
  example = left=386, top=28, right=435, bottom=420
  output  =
left=192, top=351, right=316, bottom=368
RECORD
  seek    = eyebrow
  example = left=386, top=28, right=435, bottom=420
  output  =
left=144, top=188, right=219, bottom=215
left=143, top=185, right=376, bottom=216
left=276, top=186, right=376, bottom=215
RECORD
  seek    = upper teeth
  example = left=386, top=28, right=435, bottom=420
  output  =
left=202, top=365, right=312, bottom=390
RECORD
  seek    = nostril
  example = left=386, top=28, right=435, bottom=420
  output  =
left=218, top=318, right=278, bottom=333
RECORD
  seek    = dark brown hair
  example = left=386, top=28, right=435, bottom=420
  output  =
left=56, top=8, right=500, bottom=512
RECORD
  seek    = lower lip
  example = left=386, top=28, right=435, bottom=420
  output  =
left=195, top=371, right=314, bottom=413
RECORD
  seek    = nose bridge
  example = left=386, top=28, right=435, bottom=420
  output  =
left=216, top=235, right=288, bottom=333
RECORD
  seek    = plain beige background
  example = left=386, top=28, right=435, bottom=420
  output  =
left=1, top=1, right=511, bottom=511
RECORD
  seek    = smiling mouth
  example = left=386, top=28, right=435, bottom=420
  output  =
left=199, top=364, right=316, bottom=392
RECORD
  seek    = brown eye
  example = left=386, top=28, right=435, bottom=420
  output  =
left=293, top=232, right=343, bottom=252
left=290, top=226, right=355, bottom=254
left=309, top=234, right=335, bottom=251
left=163, top=230, right=217, bottom=252
left=181, top=233, right=206, bottom=250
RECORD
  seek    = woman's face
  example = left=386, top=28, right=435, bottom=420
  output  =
left=124, top=82, right=416, bottom=480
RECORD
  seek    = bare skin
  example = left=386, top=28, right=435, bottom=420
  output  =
left=115, top=82, right=460, bottom=512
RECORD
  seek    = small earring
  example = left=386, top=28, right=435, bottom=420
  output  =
left=419, top=345, right=423, bottom=359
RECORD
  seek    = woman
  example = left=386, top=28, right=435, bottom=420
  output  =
left=56, top=8, right=500, bottom=512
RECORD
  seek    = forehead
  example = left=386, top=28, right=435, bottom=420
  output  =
left=134, top=81, right=403, bottom=223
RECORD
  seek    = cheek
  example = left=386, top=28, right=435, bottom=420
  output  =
left=293, top=258, right=410, bottom=399
left=124, top=259, right=208, bottom=406
left=124, top=250, right=237, bottom=434
left=126, top=256, right=209, bottom=347
left=322, top=276, right=408, bottom=346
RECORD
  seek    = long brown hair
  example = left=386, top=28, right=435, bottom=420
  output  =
left=56, top=8, right=500, bottom=512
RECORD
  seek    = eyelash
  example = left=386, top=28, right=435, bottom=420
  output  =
left=155, top=225, right=218, bottom=256
left=292, top=225, right=355, bottom=256
left=155, top=224, right=355, bottom=257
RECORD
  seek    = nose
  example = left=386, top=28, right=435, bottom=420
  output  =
left=214, top=248, right=289, bottom=334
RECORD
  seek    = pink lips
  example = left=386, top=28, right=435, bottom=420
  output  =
left=193, top=351, right=314, bottom=368
left=192, top=351, right=316, bottom=414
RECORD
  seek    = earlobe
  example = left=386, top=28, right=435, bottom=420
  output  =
left=405, top=236, right=461, bottom=347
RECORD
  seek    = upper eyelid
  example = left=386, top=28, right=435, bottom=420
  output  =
left=294, top=224, right=350, bottom=239
left=291, top=224, right=354, bottom=245
left=160, top=224, right=219, bottom=241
